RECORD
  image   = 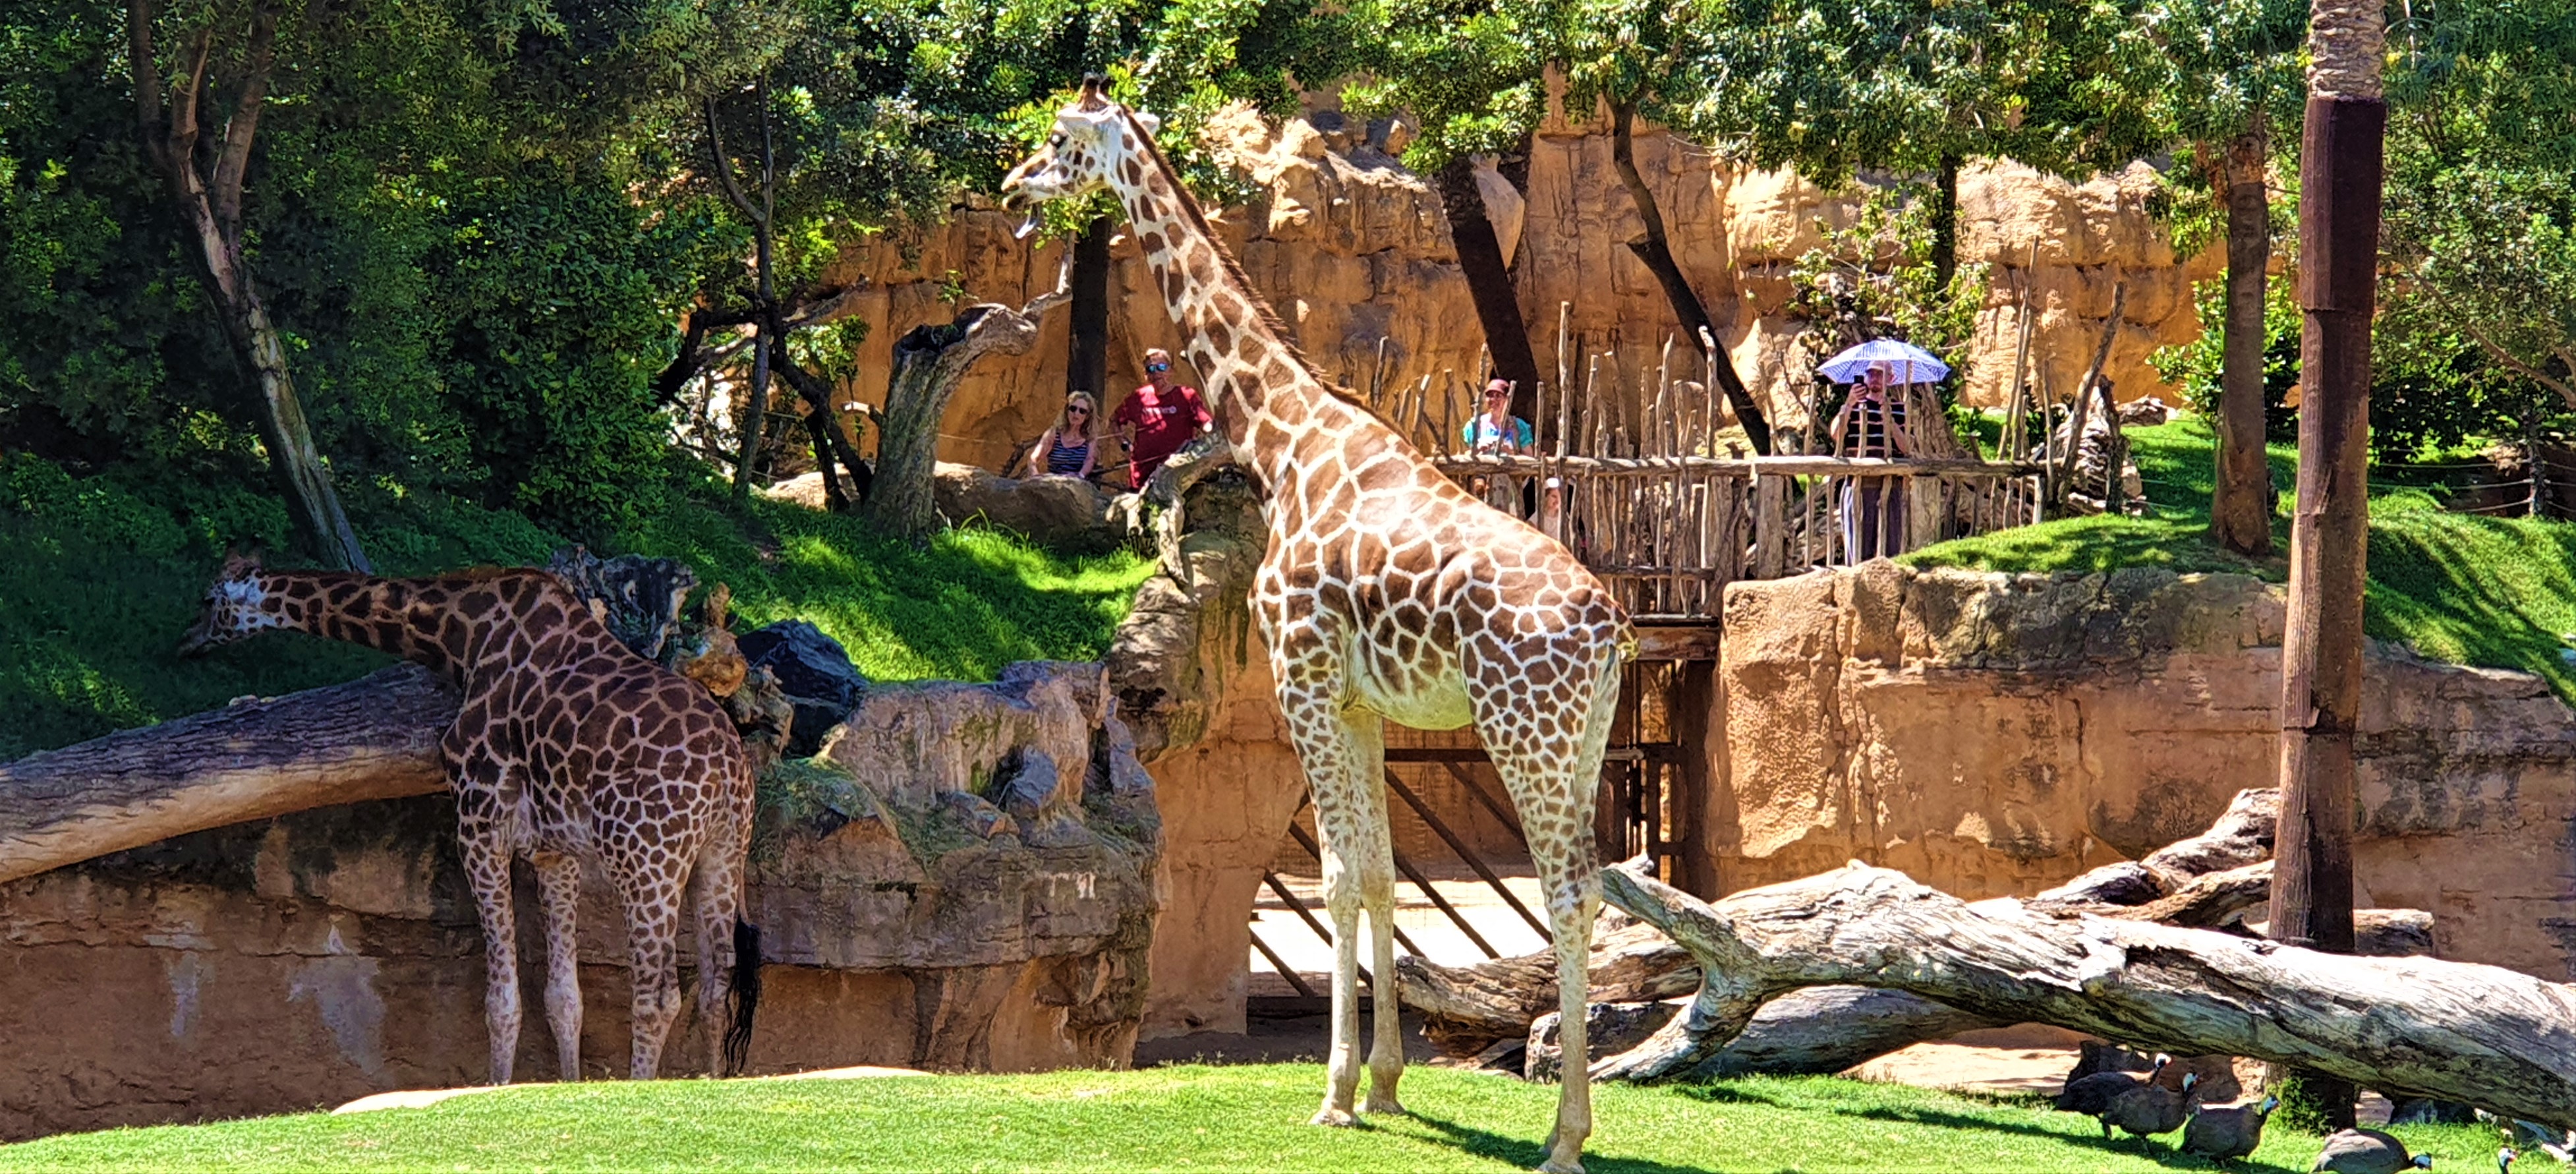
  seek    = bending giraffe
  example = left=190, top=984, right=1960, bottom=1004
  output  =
left=1004, top=79, right=1634, bottom=1174
left=179, top=555, right=762, bottom=1082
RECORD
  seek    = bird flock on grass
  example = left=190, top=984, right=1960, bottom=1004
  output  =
left=2049, top=1047, right=2535, bottom=1172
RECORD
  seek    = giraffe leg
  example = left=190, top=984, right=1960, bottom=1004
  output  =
left=691, top=830, right=747, bottom=1076
left=1531, top=839, right=1600, bottom=1174
left=1348, top=711, right=1407, bottom=1117
left=458, top=831, right=522, bottom=1086
left=1312, top=804, right=1365, bottom=1128
left=1472, top=639, right=1621, bottom=1174
left=531, top=852, right=585, bottom=1082
left=1267, top=632, right=1371, bottom=1129
left=615, top=865, right=687, bottom=1080
left=445, top=737, right=526, bottom=1085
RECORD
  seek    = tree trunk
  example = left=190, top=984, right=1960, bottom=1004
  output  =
left=768, top=322, right=871, bottom=511
left=734, top=326, right=774, bottom=495
left=1069, top=216, right=1114, bottom=399
left=2051, top=281, right=2129, bottom=505
left=2272, top=0, right=2388, bottom=1129
left=0, top=666, right=455, bottom=886
left=130, top=0, right=368, bottom=572
left=862, top=296, right=1063, bottom=537
left=2212, top=128, right=2277, bottom=555
left=1930, top=153, right=1962, bottom=291
left=1589, top=860, right=2573, bottom=1132
left=1435, top=156, right=1543, bottom=426
left=1607, top=102, right=1772, bottom=455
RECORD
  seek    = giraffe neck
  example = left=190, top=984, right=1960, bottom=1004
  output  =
left=256, top=570, right=589, bottom=682
left=1106, top=117, right=1392, bottom=494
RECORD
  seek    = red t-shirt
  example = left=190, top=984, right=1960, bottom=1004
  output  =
left=1112, top=382, right=1212, bottom=487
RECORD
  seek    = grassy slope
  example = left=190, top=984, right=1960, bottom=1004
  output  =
left=0, top=457, right=1150, bottom=759
left=0, top=1067, right=2511, bottom=1173
left=1908, top=418, right=2576, bottom=699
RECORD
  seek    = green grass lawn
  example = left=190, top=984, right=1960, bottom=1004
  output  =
left=1908, top=417, right=2576, bottom=701
left=0, top=456, right=1151, bottom=759
left=0, top=1067, right=2510, bottom=1173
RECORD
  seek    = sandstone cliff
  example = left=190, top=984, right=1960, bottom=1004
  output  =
left=819, top=107, right=2218, bottom=471
left=1715, top=564, right=2576, bottom=980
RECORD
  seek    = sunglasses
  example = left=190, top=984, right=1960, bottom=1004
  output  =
left=1068, top=408, right=1089, bottom=416
left=1146, top=363, right=1170, bottom=373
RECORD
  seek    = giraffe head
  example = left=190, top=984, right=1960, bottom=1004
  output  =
left=177, top=550, right=287, bottom=656
left=998, top=75, right=1160, bottom=235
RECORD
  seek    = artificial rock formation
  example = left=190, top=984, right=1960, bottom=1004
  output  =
left=817, top=104, right=2219, bottom=473
left=1098, top=473, right=1315, bottom=1038
left=0, top=660, right=1161, bottom=1140
left=1714, top=564, right=2576, bottom=980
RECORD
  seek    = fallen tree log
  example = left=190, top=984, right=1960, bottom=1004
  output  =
left=1399, top=786, right=2426, bottom=1069
left=0, top=666, right=456, bottom=885
left=1591, top=860, right=2576, bottom=1130
left=1399, top=921, right=1700, bottom=1049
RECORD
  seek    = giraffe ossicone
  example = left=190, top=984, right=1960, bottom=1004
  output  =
left=181, top=552, right=764, bottom=1084
left=1005, top=76, right=1636, bottom=1174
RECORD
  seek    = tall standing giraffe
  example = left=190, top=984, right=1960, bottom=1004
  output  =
left=1004, top=79, right=1634, bottom=1174
left=179, top=556, right=762, bottom=1083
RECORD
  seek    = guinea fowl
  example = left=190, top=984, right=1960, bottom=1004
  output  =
left=2500, top=1147, right=2519, bottom=1173
left=2312, top=1128, right=2435, bottom=1173
left=2104, top=1071, right=2200, bottom=1138
left=2183, top=1094, right=2281, bottom=1162
left=2055, top=1053, right=2173, bottom=1136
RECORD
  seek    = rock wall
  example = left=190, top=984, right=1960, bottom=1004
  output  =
left=1715, top=564, right=2576, bottom=979
left=818, top=104, right=2217, bottom=472
left=1100, top=475, right=1311, bottom=1038
left=0, top=664, right=1161, bottom=1140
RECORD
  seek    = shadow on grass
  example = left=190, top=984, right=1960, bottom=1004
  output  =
left=1663, top=1083, right=2272, bottom=1172
left=1404, top=1111, right=1713, bottom=1174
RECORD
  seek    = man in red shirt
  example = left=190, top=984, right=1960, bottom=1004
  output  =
left=1110, top=347, right=1213, bottom=488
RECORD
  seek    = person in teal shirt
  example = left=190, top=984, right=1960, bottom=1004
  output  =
left=1460, top=378, right=1533, bottom=454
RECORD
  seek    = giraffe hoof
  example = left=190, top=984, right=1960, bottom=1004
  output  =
left=1536, top=1159, right=1587, bottom=1174
left=1310, top=1107, right=1360, bottom=1128
left=1362, top=1097, right=1407, bottom=1116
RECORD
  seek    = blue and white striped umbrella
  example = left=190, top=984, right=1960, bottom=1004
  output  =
left=1817, top=339, right=1951, bottom=385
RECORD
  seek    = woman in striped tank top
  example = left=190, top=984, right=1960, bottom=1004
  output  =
left=1029, top=392, right=1099, bottom=481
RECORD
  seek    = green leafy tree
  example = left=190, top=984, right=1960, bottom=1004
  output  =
left=1549, top=0, right=1779, bottom=450
left=2380, top=0, right=2576, bottom=423
left=1, top=0, right=782, bottom=542
left=1340, top=0, right=1551, bottom=416
left=1678, top=0, right=2167, bottom=289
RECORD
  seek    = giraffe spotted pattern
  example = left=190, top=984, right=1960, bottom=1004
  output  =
left=180, top=554, right=761, bottom=1083
left=1005, top=77, right=1635, bottom=1174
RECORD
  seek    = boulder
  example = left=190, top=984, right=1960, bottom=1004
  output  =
left=932, top=463, right=1122, bottom=552
left=738, top=621, right=869, bottom=757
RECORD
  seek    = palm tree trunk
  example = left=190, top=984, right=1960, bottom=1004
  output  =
left=2271, top=0, right=2388, bottom=1132
left=2212, top=128, right=2277, bottom=556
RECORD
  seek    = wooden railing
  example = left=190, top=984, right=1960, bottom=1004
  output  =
left=1430, top=454, right=2044, bottom=621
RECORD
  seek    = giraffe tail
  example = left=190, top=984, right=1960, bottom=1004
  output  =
left=723, top=918, right=762, bottom=1075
